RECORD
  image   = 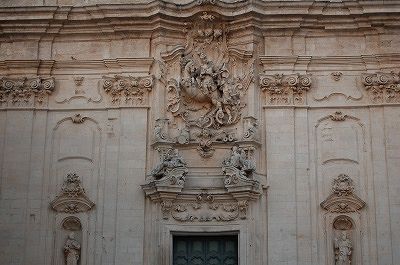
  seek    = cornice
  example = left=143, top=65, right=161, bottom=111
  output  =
left=0, top=58, right=154, bottom=75
left=0, top=1, right=399, bottom=36
left=260, top=53, right=400, bottom=71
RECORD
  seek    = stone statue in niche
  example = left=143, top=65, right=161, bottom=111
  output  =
left=64, top=232, right=80, bottom=265
left=334, top=231, right=352, bottom=265
left=151, top=149, right=187, bottom=179
left=222, top=146, right=255, bottom=178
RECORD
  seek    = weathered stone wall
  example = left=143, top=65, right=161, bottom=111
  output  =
left=0, top=1, right=399, bottom=265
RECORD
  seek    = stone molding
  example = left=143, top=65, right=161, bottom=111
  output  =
left=0, top=76, right=55, bottom=106
left=259, top=73, right=312, bottom=105
left=1, top=2, right=400, bottom=37
left=321, top=174, right=365, bottom=213
left=362, top=72, right=400, bottom=103
left=50, top=173, right=95, bottom=214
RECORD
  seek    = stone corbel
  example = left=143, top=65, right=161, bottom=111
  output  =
left=141, top=148, right=188, bottom=219
left=259, top=73, right=311, bottom=105
left=222, top=146, right=261, bottom=219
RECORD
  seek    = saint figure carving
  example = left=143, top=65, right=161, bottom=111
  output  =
left=222, top=146, right=255, bottom=178
left=151, top=149, right=187, bottom=179
left=334, top=231, right=352, bottom=265
left=64, top=232, right=80, bottom=265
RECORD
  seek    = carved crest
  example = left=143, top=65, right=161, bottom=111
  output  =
left=51, top=173, right=95, bottom=213
left=321, top=174, right=365, bottom=213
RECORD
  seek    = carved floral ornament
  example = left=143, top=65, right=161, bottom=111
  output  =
left=259, top=73, right=311, bottom=105
left=362, top=72, right=400, bottom=103
left=102, top=75, right=153, bottom=105
left=0, top=76, right=55, bottom=105
left=321, top=174, right=365, bottom=213
left=51, top=173, right=95, bottom=214
left=142, top=147, right=261, bottom=221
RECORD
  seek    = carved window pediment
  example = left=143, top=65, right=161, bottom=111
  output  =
left=51, top=173, right=95, bottom=213
left=320, top=174, right=365, bottom=213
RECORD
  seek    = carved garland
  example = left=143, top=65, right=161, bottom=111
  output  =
left=362, top=72, right=400, bottom=103
left=0, top=76, right=55, bottom=104
left=102, top=75, right=153, bottom=105
left=259, top=73, right=311, bottom=105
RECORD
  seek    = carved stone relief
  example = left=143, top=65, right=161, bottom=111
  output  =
left=158, top=12, right=256, bottom=157
left=321, top=174, right=365, bottom=214
left=259, top=73, right=311, bottom=105
left=362, top=72, right=400, bottom=103
left=142, top=148, right=188, bottom=219
left=331, top=72, right=343, bottom=81
left=51, top=173, right=95, bottom=213
left=321, top=175, right=362, bottom=265
left=142, top=146, right=261, bottom=221
left=64, top=232, right=81, bottom=265
left=55, top=77, right=102, bottom=104
left=334, top=230, right=352, bottom=265
left=171, top=192, right=240, bottom=222
left=102, top=75, right=153, bottom=105
left=0, top=76, right=55, bottom=105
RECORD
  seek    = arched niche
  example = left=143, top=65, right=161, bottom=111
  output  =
left=52, top=214, right=88, bottom=265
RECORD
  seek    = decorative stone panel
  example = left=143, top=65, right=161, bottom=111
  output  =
left=51, top=173, right=95, bottom=213
left=259, top=73, right=311, bottom=105
left=102, top=75, right=153, bottom=105
left=362, top=72, right=400, bottom=103
left=0, top=76, right=55, bottom=105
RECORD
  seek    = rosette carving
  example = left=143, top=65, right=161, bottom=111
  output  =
left=259, top=73, right=311, bottom=105
left=102, top=75, right=153, bottom=105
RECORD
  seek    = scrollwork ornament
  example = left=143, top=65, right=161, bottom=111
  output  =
left=50, top=173, right=95, bottom=213
left=163, top=14, right=253, bottom=133
left=362, top=72, right=400, bottom=103
left=260, top=73, right=311, bottom=105
left=102, top=75, right=153, bottom=105
left=0, top=76, right=55, bottom=105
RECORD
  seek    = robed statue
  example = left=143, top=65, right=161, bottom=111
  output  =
left=334, top=231, right=352, bottom=265
left=64, top=232, right=81, bottom=265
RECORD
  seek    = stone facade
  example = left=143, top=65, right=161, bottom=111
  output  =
left=0, top=1, right=400, bottom=265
